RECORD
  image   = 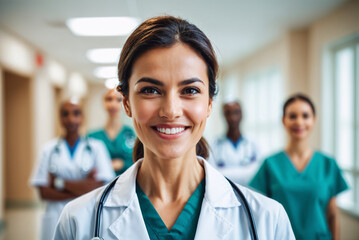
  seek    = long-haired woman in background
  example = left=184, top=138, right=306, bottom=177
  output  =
left=89, top=88, right=136, bottom=175
left=250, top=93, right=348, bottom=240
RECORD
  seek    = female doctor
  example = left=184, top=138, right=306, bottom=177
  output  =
left=54, top=16, right=295, bottom=240
left=30, top=99, right=115, bottom=240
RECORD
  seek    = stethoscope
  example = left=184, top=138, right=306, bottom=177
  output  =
left=48, top=137, right=94, bottom=175
left=217, top=138, right=256, bottom=167
left=91, top=176, right=258, bottom=240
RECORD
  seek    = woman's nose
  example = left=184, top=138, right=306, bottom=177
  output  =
left=159, top=93, right=182, bottom=119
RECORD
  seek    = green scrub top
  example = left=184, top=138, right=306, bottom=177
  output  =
left=249, top=151, right=348, bottom=240
left=136, top=179, right=205, bottom=240
left=89, top=126, right=135, bottom=175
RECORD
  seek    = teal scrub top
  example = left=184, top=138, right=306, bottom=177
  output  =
left=136, top=179, right=205, bottom=240
left=249, top=151, right=348, bottom=240
left=89, top=126, right=135, bottom=175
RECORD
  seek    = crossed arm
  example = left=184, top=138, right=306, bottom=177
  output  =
left=38, top=169, right=104, bottom=201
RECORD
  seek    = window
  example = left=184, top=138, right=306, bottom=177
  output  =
left=241, top=67, right=285, bottom=158
left=323, top=35, right=359, bottom=215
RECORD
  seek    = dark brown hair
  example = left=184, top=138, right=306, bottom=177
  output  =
left=117, top=16, right=218, bottom=161
left=283, top=93, right=316, bottom=117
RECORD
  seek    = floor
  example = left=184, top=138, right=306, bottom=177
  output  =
left=0, top=207, right=43, bottom=240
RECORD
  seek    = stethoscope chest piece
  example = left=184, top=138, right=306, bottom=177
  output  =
left=90, top=237, right=104, bottom=240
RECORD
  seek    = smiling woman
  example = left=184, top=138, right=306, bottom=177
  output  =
left=53, top=16, right=295, bottom=240
left=250, top=93, right=348, bottom=240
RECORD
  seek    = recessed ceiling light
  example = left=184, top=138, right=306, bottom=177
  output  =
left=94, top=66, right=117, bottom=78
left=66, top=17, right=139, bottom=36
left=105, top=78, right=119, bottom=89
left=86, top=48, right=122, bottom=64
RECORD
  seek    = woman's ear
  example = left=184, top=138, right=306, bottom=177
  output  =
left=122, top=96, right=132, bottom=117
left=207, top=98, right=213, bottom=118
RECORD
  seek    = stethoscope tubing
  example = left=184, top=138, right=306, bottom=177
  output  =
left=49, top=137, right=93, bottom=175
left=92, top=176, right=258, bottom=240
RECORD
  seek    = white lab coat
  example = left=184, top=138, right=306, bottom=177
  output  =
left=209, top=136, right=260, bottom=186
left=53, top=157, right=294, bottom=240
left=30, top=137, right=115, bottom=240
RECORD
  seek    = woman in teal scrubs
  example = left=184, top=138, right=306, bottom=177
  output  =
left=89, top=88, right=136, bottom=175
left=250, top=94, right=348, bottom=240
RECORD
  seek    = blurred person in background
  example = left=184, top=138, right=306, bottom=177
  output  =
left=250, top=93, right=348, bottom=240
left=89, top=88, right=136, bottom=175
left=30, top=99, right=115, bottom=240
left=209, top=99, right=260, bottom=186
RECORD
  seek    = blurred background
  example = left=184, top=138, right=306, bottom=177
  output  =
left=0, top=0, right=358, bottom=239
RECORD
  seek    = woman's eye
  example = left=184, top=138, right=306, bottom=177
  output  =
left=139, top=87, right=160, bottom=95
left=182, top=87, right=200, bottom=95
left=289, top=114, right=297, bottom=119
left=303, top=113, right=310, bottom=119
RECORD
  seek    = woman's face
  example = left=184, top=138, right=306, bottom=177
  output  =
left=123, top=43, right=212, bottom=160
left=282, top=100, right=315, bottom=141
left=104, top=89, right=123, bottom=117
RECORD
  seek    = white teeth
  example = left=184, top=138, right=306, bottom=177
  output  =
left=156, top=127, right=185, bottom=135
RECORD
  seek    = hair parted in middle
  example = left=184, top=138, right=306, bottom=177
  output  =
left=116, top=15, right=219, bottom=161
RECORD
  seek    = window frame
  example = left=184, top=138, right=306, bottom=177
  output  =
left=323, top=33, right=359, bottom=217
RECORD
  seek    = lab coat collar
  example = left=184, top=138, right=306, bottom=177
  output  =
left=104, top=157, right=241, bottom=208
left=103, top=159, right=142, bottom=207
left=104, top=157, right=241, bottom=239
left=199, top=156, right=242, bottom=208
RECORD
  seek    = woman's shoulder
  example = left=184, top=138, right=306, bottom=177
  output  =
left=236, top=185, right=295, bottom=238
left=313, top=150, right=335, bottom=160
left=88, top=128, right=105, bottom=138
left=313, top=151, right=340, bottom=168
left=121, top=125, right=136, bottom=135
left=240, top=185, right=284, bottom=212
left=262, top=151, right=286, bottom=164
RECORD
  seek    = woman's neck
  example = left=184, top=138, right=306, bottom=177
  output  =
left=105, top=116, right=122, bottom=139
left=285, top=139, right=312, bottom=160
left=137, top=149, right=204, bottom=203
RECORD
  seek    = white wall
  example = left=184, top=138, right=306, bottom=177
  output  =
left=0, top=66, right=3, bottom=220
left=0, top=28, right=88, bottom=209
left=0, top=29, right=36, bottom=218
left=86, top=83, right=133, bottom=133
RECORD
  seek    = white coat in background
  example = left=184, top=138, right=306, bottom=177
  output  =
left=53, top=157, right=295, bottom=240
left=30, top=137, right=115, bottom=240
left=209, top=136, right=261, bottom=186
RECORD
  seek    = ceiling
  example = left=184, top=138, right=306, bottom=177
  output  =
left=0, top=0, right=347, bottom=83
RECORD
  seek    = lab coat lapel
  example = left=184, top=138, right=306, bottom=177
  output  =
left=108, top=197, right=150, bottom=240
left=194, top=200, right=235, bottom=239
left=194, top=158, right=241, bottom=239
left=105, top=160, right=150, bottom=240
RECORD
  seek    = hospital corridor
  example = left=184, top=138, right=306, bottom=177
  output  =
left=0, top=0, right=359, bottom=239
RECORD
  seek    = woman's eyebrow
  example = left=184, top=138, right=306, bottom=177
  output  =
left=135, top=77, right=163, bottom=86
left=179, top=78, right=204, bottom=86
left=135, top=77, right=204, bottom=86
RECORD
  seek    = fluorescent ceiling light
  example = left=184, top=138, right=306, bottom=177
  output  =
left=105, top=78, right=119, bottom=89
left=94, top=66, right=117, bottom=78
left=66, top=17, right=139, bottom=36
left=86, top=48, right=122, bottom=64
